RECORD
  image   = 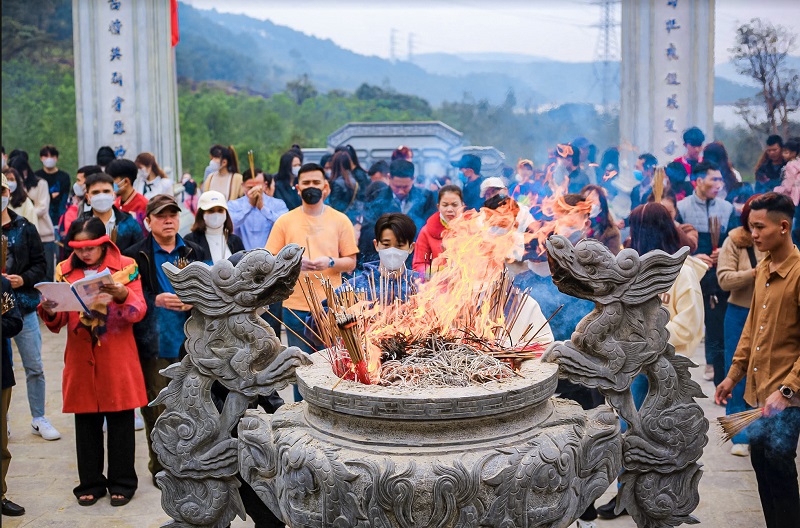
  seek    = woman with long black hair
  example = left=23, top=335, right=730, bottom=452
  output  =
left=273, top=150, right=302, bottom=211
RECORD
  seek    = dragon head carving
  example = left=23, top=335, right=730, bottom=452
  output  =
left=163, top=245, right=304, bottom=315
left=546, top=235, right=688, bottom=305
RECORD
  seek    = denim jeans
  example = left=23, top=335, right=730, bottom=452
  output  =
left=724, top=303, right=751, bottom=444
left=282, top=308, right=315, bottom=403
left=12, top=311, right=46, bottom=418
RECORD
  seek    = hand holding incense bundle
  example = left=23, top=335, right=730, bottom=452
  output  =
left=1, top=290, right=14, bottom=315
left=717, top=408, right=762, bottom=443
left=247, top=150, right=255, bottom=182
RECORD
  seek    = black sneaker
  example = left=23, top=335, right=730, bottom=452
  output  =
left=597, top=495, right=628, bottom=519
left=2, top=498, right=25, bottom=516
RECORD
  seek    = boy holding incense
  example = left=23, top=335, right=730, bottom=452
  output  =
left=715, top=192, right=800, bottom=528
left=676, top=161, right=733, bottom=385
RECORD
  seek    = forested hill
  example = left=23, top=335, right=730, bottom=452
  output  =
left=178, top=2, right=756, bottom=106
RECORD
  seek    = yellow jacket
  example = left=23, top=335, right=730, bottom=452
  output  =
left=663, top=255, right=707, bottom=358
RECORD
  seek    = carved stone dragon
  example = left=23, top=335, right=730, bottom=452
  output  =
left=542, top=235, right=708, bottom=528
left=150, top=246, right=311, bottom=528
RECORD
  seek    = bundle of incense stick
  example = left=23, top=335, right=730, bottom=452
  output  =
left=1, top=291, right=14, bottom=315
left=247, top=150, right=255, bottom=180
left=717, top=408, right=762, bottom=443
left=709, top=216, right=721, bottom=251
left=1, top=234, right=7, bottom=273
left=652, top=167, right=666, bottom=203
left=335, top=312, right=369, bottom=383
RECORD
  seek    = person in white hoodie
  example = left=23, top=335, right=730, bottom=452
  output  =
left=597, top=201, right=706, bottom=521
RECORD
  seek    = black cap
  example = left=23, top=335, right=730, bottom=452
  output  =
left=451, top=154, right=481, bottom=174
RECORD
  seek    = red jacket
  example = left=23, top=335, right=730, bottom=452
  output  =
left=38, top=244, right=148, bottom=414
left=413, top=212, right=447, bottom=274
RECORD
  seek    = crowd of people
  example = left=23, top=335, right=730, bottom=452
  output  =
left=1, top=127, right=799, bottom=527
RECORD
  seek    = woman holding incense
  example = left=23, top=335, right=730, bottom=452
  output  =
left=717, top=195, right=765, bottom=456
left=38, top=217, right=147, bottom=508
left=413, top=185, right=464, bottom=276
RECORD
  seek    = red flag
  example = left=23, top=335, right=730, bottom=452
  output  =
left=171, top=0, right=179, bottom=47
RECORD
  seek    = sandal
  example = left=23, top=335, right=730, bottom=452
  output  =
left=110, top=494, right=131, bottom=507
left=78, top=495, right=100, bottom=506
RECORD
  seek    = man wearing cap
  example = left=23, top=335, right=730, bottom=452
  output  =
left=674, top=127, right=705, bottom=177
left=362, top=159, right=437, bottom=264
left=123, top=194, right=206, bottom=485
left=452, top=154, right=485, bottom=211
left=79, top=169, right=144, bottom=254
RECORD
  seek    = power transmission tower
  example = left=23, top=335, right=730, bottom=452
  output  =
left=408, top=33, right=415, bottom=62
left=591, top=0, right=620, bottom=112
left=390, top=28, right=398, bottom=62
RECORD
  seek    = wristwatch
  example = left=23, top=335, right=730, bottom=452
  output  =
left=328, top=257, right=335, bottom=269
left=779, top=385, right=795, bottom=400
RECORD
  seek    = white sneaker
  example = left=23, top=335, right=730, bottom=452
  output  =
left=31, top=417, right=61, bottom=441
left=731, top=444, right=750, bottom=457
left=703, top=365, right=714, bottom=381
left=134, top=410, right=144, bottom=431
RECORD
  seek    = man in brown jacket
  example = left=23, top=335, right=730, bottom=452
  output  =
left=715, top=192, right=800, bottom=528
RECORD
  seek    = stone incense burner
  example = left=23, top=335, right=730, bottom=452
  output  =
left=152, top=237, right=707, bottom=528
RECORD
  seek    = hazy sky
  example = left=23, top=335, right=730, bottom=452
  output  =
left=182, top=0, right=800, bottom=64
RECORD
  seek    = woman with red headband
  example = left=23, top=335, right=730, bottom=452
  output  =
left=38, top=216, right=147, bottom=508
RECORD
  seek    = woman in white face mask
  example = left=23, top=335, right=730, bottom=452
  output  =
left=133, top=152, right=174, bottom=199
left=200, top=145, right=244, bottom=201
left=3, top=167, right=37, bottom=225
left=183, top=191, right=244, bottom=264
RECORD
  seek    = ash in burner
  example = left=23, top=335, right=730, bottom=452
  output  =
left=378, top=335, right=517, bottom=388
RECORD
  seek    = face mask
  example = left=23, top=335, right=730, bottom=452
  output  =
left=90, top=193, right=115, bottom=213
left=378, top=247, right=409, bottom=271
left=113, top=183, right=120, bottom=193
left=488, top=226, right=510, bottom=237
left=204, top=211, right=226, bottom=230
left=301, top=187, right=323, bottom=205
left=589, top=204, right=601, bottom=218
left=42, top=157, right=57, bottom=169
left=292, top=166, right=301, bottom=177
left=7, top=181, right=17, bottom=193
left=73, top=182, right=85, bottom=197
left=1, top=197, right=8, bottom=211
left=458, top=171, right=468, bottom=182
left=514, top=173, right=523, bottom=183
left=208, top=160, right=220, bottom=172
left=633, top=170, right=643, bottom=182
left=138, top=168, right=149, bottom=179
left=324, top=169, right=332, bottom=179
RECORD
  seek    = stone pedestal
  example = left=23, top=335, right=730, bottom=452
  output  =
left=239, top=356, right=622, bottom=527
left=72, top=0, right=181, bottom=178
left=620, top=0, right=714, bottom=169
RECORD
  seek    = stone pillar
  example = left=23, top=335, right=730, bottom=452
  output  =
left=619, top=0, right=714, bottom=172
left=72, top=0, right=181, bottom=181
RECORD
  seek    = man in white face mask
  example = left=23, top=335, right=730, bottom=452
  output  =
left=79, top=172, right=144, bottom=254
left=35, top=145, right=72, bottom=228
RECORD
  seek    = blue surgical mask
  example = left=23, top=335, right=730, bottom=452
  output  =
left=113, top=183, right=119, bottom=193
left=458, top=171, right=468, bottom=182
left=633, top=170, right=643, bottom=182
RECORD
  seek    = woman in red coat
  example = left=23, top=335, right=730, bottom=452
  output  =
left=412, top=185, right=464, bottom=276
left=38, top=217, right=147, bottom=507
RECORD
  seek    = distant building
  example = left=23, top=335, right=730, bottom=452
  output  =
left=303, top=121, right=506, bottom=180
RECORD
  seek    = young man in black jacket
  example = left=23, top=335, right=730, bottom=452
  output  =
left=80, top=172, right=144, bottom=254
left=123, top=194, right=206, bottom=484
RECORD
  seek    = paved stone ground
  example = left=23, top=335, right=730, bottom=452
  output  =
left=3, top=326, right=795, bottom=527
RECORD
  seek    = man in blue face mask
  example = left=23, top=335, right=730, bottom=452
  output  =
left=452, top=154, right=485, bottom=211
